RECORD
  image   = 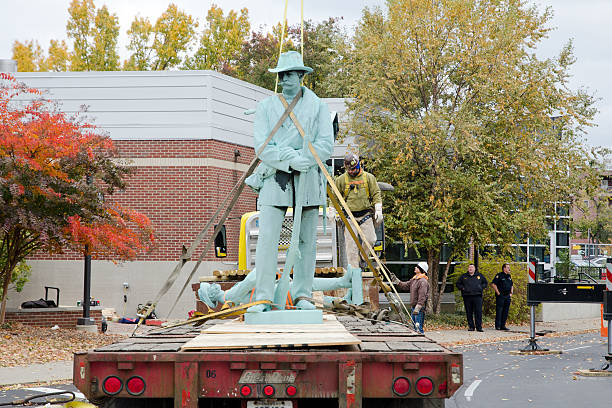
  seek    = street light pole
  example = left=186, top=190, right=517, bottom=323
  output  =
left=77, top=175, right=94, bottom=329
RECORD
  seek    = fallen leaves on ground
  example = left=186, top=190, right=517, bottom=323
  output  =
left=0, top=323, right=127, bottom=367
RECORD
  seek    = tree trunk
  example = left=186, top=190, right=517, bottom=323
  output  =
left=0, top=268, right=11, bottom=324
left=427, top=248, right=440, bottom=314
left=435, top=253, right=454, bottom=314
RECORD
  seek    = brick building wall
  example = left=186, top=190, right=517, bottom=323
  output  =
left=29, top=139, right=258, bottom=262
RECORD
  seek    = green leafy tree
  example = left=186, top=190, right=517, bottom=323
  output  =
left=185, top=4, right=250, bottom=72
left=67, top=0, right=120, bottom=71
left=347, top=0, right=598, bottom=313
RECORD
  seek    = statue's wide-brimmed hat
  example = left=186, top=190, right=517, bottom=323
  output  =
left=268, top=51, right=313, bottom=74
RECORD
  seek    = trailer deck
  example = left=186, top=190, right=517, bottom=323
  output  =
left=74, top=315, right=462, bottom=408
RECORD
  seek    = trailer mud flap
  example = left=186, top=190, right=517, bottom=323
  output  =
left=339, top=361, right=362, bottom=408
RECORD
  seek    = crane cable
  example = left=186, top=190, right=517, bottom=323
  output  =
left=274, top=0, right=289, bottom=94
left=274, top=0, right=305, bottom=93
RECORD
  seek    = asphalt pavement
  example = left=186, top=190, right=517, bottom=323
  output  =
left=447, top=332, right=612, bottom=408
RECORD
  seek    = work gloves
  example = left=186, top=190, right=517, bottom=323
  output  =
left=327, top=206, right=340, bottom=222
left=413, top=304, right=422, bottom=314
left=374, top=203, right=383, bottom=224
left=388, top=272, right=401, bottom=285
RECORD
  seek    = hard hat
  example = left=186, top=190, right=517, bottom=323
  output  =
left=416, top=261, right=429, bottom=274
left=344, top=152, right=360, bottom=169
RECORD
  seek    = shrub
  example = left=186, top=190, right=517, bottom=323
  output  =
left=452, top=256, right=530, bottom=324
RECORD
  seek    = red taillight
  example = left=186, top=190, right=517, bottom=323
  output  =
left=262, top=385, right=275, bottom=397
left=102, top=376, right=122, bottom=395
left=438, top=380, right=448, bottom=394
left=126, top=376, right=146, bottom=396
left=416, top=377, right=434, bottom=396
left=286, top=385, right=297, bottom=397
left=392, top=377, right=410, bottom=396
left=240, top=385, right=252, bottom=397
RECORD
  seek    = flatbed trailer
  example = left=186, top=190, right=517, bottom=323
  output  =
left=73, top=315, right=462, bottom=408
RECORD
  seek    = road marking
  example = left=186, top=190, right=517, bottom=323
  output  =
left=464, top=379, right=482, bottom=402
left=564, top=345, right=593, bottom=352
left=25, top=387, right=86, bottom=400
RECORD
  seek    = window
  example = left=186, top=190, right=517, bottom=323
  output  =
left=556, top=232, right=569, bottom=247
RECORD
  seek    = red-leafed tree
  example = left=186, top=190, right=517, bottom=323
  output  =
left=0, top=74, right=155, bottom=322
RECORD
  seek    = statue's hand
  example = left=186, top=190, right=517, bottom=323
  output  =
left=279, top=146, right=298, bottom=161
left=289, top=157, right=312, bottom=172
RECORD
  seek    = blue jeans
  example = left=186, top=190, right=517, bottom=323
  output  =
left=411, top=308, right=425, bottom=333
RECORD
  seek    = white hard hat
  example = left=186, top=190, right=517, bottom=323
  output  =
left=416, top=261, right=429, bottom=274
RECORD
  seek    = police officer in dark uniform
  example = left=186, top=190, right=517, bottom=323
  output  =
left=491, top=263, right=513, bottom=330
left=456, top=264, right=488, bottom=331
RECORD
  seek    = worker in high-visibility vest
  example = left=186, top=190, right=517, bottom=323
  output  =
left=328, top=152, right=382, bottom=270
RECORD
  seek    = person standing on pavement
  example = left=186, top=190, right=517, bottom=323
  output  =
left=491, top=263, right=513, bottom=331
left=327, top=152, right=382, bottom=270
left=456, top=264, right=488, bottom=331
left=391, top=261, right=430, bottom=334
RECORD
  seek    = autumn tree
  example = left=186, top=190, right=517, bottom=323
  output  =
left=236, top=19, right=350, bottom=95
left=67, top=0, right=120, bottom=71
left=347, top=0, right=598, bottom=313
left=124, top=4, right=196, bottom=71
left=47, top=40, right=70, bottom=72
left=185, top=4, right=250, bottom=72
left=286, top=18, right=352, bottom=97
left=11, top=40, right=48, bottom=72
left=0, top=74, right=155, bottom=322
left=235, top=30, right=281, bottom=90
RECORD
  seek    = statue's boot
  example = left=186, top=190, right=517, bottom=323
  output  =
left=295, top=298, right=316, bottom=310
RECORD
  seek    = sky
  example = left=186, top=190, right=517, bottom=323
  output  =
left=0, top=0, right=609, bottom=149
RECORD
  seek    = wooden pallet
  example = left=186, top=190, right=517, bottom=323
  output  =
left=181, top=314, right=360, bottom=350
left=202, top=267, right=349, bottom=282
